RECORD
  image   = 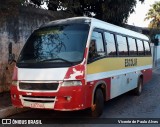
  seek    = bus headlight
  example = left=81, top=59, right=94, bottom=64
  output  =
left=61, top=81, right=82, bottom=87
left=12, top=81, right=18, bottom=86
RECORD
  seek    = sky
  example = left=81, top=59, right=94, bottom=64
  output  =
left=127, top=0, right=159, bottom=27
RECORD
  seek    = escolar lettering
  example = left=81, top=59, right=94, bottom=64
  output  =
left=125, top=58, right=137, bottom=67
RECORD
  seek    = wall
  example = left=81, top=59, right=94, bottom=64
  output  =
left=0, top=6, right=72, bottom=92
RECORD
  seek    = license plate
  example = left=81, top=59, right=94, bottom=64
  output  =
left=30, top=103, right=45, bottom=109
left=23, top=102, right=45, bottom=109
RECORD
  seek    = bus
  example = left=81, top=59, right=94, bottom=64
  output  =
left=10, top=17, right=152, bottom=117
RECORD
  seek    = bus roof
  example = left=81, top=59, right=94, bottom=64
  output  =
left=41, top=17, right=149, bottom=41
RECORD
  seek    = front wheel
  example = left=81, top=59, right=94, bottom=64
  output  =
left=133, top=77, right=143, bottom=96
left=91, top=88, right=104, bottom=117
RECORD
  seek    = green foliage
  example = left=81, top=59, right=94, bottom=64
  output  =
left=145, top=1, right=160, bottom=28
left=75, top=0, right=145, bottom=26
left=0, top=0, right=145, bottom=26
left=30, top=0, right=145, bottom=26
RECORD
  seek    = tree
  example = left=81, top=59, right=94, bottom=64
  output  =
left=0, top=0, right=24, bottom=25
left=0, top=0, right=145, bottom=26
left=145, top=1, right=160, bottom=28
left=30, top=0, right=144, bottom=26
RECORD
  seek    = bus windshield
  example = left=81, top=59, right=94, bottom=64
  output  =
left=17, top=24, right=89, bottom=68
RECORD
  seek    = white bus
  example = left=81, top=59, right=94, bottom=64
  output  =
left=11, top=17, right=152, bottom=117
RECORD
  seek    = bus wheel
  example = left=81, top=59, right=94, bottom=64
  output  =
left=133, top=77, right=143, bottom=96
left=91, top=88, right=104, bottom=117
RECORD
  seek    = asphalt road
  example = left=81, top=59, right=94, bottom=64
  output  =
left=5, top=69, right=160, bottom=127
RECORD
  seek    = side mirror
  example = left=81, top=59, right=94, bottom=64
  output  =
left=8, top=53, right=16, bottom=64
left=153, top=38, right=159, bottom=46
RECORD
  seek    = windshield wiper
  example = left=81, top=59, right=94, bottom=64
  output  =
left=39, top=58, right=73, bottom=64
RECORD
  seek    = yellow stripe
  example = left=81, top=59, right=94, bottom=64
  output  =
left=87, top=57, right=152, bottom=74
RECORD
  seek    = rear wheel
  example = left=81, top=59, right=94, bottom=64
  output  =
left=91, top=88, right=104, bottom=117
left=133, top=77, right=143, bottom=96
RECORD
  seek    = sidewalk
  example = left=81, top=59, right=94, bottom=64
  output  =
left=0, top=92, right=29, bottom=118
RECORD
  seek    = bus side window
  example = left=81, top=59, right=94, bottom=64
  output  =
left=143, top=41, right=151, bottom=55
left=116, top=35, right=128, bottom=56
left=128, top=37, right=137, bottom=56
left=89, top=31, right=105, bottom=60
left=137, top=39, right=144, bottom=56
left=104, top=32, right=117, bottom=56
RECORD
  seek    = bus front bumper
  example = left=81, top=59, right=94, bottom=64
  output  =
left=10, top=85, right=86, bottom=111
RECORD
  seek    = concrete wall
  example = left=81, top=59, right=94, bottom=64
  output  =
left=0, top=7, right=72, bottom=92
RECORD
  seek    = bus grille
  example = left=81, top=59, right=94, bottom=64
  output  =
left=21, top=95, right=56, bottom=103
left=19, top=83, right=59, bottom=91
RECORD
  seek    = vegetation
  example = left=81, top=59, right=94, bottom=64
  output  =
left=0, top=0, right=145, bottom=26
left=30, top=0, right=145, bottom=26
left=145, top=1, right=160, bottom=28
left=144, top=1, right=160, bottom=42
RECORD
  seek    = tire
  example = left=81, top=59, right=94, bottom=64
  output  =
left=91, top=88, right=104, bottom=117
left=133, top=77, right=143, bottom=96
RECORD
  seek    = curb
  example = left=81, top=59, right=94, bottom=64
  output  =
left=0, top=106, right=30, bottom=118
